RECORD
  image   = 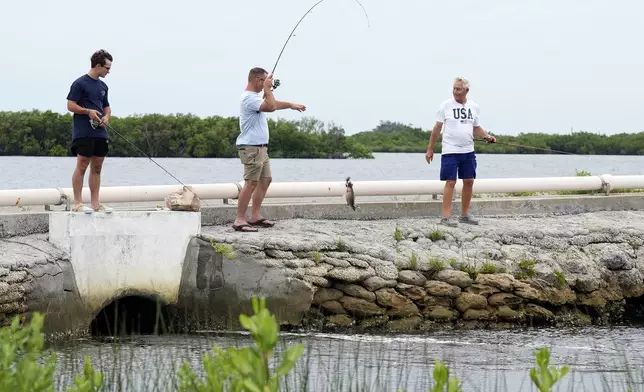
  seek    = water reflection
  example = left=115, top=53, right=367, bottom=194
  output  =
left=50, top=325, right=644, bottom=391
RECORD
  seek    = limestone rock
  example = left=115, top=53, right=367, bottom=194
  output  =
left=455, top=292, right=488, bottom=312
left=396, top=283, right=427, bottom=302
left=397, top=270, right=427, bottom=286
left=475, top=273, right=517, bottom=292
left=326, top=314, right=353, bottom=326
left=465, top=284, right=500, bottom=297
left=326, top=267, right=375, bottom=283
left=335, top=283, right=376, bottom=302
left=488, top=293, right=523, bottom=308
left=321, top=300, right=347, bottom=315
left=164, top=186, right=200, bottom=211
left=362, top=276, right=397, bottom=291
left=313, top=288, right=343, bottom=305
left=424, top=280, right=461, bottom=298
left=435, top=270, right=473, bottom=288
left=423, top=306, right=459, bottom=321
left=339, top=296, right=385, bottom=317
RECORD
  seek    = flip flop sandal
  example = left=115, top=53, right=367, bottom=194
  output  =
left=232, top=223, right=258, bottom=232
left=248, top=218, right=275, bottom=227
left=94, top=204, right=113, bottom=213
left=72, top=205, right=94, bottom=214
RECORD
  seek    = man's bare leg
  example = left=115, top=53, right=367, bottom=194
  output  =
left=233, top=180, right=258, bottom=231
left=72, top=155, right=90, bottom=209
left=459, top=178, right=478, bottom=224
left=89, top=156, right=105, bottom=210
left=440, top=180, right=458, bottom=227
left=461, top=179, right=474, bottom=216
left=249, top=177, right=273, bottom=224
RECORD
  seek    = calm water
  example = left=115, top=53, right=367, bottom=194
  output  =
left=1, top=153, right=643, bottom=190
left=3, top=153, right=642, bottom=391
left=50, top=326, right=644, bottom=391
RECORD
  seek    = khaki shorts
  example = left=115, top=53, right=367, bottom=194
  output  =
left=238, top=146, right=271, bottom=181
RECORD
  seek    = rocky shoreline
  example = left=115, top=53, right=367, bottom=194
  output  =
left=200, top=211, right=644, bottom=331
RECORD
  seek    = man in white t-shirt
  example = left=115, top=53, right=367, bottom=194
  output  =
left=426, top=77, right=496, bottom=227
left=232, top=67, right=306, bottom=232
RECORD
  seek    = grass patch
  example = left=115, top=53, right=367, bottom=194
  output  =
left=479, top=261, right=498, bottom=274
left=515, top=259, right=537, bottom=280
left=311, top=251, right=322, bottom=264
left=409, top=253, right=418, bottom=270
left=428, top=258, right=446, bottom=273
left=428, top=228, right=446, bottom=242
left=554, top=270, right=566, bottom=286
left=210, top=240, right=236, bottom=260
left=394, top=226, right=403, bottom=241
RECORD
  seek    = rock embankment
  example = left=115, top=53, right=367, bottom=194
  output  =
left=201, top=211, right=644, bottom=331
left=0, top=234, right=70, bottom=328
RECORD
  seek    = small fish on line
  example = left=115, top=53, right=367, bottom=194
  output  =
left=345, top=177, right=360, bottom=211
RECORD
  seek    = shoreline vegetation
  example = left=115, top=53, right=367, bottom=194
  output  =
left=1, top=111, right=643, bottom=159
left=5, top=297, right=642, bottom=392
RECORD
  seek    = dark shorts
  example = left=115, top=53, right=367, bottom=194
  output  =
left=71, top=137, right=109, bottom=158
left=440, top=151, right=477, bottom=181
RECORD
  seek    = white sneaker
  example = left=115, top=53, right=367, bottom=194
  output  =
left=94, top=204, right=113, bottom=213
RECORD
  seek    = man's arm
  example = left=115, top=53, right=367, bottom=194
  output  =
left=274, top=100, right=292, bottom=110
left=428, top=121, right=442, bottom=151
left=259, top=76, right=277, bottom=112
left=473, top=126, right=495, bottom=142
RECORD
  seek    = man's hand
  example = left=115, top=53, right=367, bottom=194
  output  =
left=290, top=103, right=306, bottom=112
left=264, top=73, right=274, bottom=90
left=99, top=114, right=110, bottom=127
left=426, top=147, right=434, bottom=163
left=88, top=109, right=102, bottom=123
left=485, top=135, right=496, bottom=143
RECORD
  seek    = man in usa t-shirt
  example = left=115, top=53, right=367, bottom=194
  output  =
left=426, top=77, right=496, bottom=227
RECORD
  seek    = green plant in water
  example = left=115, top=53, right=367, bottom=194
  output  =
left=0, top=313, right=103, bottom=392
left=211, top=240, right=237, bottom=260
left=394, top=226, right=403, bottom=241
left=529, top=347, right=569, bottom=392
left=178, top=296, right=304, bottom=392
left=430, top=360, right=463, bottom=392
left=66, top=357, right=103, bottom=392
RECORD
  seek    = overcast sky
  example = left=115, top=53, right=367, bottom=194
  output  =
left=1, top=0, right=642, bottom=136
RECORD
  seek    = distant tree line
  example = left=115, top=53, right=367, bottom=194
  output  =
left=351, top=121, right=644, bottom=155
left=0, top=110, right=373, bottom=159
left=1, top=111, right=642, bottom=157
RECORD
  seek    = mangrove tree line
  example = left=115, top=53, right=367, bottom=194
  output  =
left=1, top=111, right=643, bottom=157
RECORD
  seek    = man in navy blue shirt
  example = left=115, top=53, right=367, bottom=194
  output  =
left=66, top=49, right=113, bottom=213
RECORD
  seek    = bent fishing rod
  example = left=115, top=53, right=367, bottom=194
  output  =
left=269, top=0, right=370, bottom=90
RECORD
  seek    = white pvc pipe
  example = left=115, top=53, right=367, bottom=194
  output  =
left=1, top=174, right=643, bottom=207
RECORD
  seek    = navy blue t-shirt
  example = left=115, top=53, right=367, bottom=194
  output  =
left=66, top=74, right=110, bottom=140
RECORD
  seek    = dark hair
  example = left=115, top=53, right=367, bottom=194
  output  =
left=248, top=67, right=267, bottom=81
left=91, top=49, right=113, bottom=68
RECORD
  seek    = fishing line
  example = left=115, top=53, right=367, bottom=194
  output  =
left=90, top=119, right=211, bottom=207
left=474, top=138, right=578, bottom=155
left=269, top=0, right=370, bottom=90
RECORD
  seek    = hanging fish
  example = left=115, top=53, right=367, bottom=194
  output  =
left=345, top=177, right=359, bottom=211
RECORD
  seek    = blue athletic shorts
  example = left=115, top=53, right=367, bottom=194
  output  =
left=440, top=151, right=477, bottom=181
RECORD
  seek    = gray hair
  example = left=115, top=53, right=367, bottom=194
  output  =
left=454, top=77, right=470, bottom=89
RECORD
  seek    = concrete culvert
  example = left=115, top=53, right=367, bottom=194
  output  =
left=89, top=295, right=171, bottom=336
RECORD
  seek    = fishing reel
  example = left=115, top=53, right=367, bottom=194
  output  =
left=272, top=78, right=281, bottom=90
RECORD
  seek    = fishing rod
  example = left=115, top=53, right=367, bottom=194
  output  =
left=474, top=138, right=578, bottom=155
left=269, top=0, right=370, bottom=90
left=90, top=118, right=210, bottom=206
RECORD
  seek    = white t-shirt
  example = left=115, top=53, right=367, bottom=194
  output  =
left=236, top=91, right=269, bottom=146
left=436, top=98, right=481, bottom=154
